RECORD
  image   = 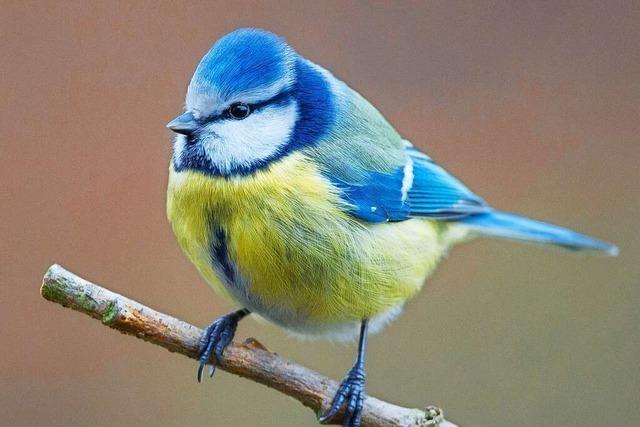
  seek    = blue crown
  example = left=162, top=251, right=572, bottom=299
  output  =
left=189, top=28, right=294, bottom=102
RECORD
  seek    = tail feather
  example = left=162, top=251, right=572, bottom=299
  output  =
left=460, top=211, right=618, bottom=256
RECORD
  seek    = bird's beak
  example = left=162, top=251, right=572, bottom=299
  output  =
left=166, top=112, right=198, bottom=135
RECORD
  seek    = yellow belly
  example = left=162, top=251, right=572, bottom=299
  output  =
left=167, top=153, right=452, bottom=337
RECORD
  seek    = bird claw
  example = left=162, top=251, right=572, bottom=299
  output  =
left=320, top=365, right=366, bottom=427
left=196, top=313, right=241, bottom=382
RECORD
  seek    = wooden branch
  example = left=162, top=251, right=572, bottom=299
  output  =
left=40, top=264, right=458, bottom=427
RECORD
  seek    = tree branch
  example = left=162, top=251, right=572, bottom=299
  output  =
left=40, top=264, right=458, bottom=427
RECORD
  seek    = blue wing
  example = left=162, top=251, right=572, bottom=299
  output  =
left=324, top=142, right=618, bottom=255
left=404, top=145, right=488, bottom=219
left=327, top=142, right=489, bottom=223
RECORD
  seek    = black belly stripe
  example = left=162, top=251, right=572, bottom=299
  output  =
left=209, top=224, right=235, bottom=284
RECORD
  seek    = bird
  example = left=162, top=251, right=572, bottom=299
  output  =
left=165, top=28, right=617, bottom=427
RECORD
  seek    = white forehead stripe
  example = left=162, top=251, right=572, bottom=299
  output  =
left=199, top=101, right=298, bottom=175
left=401, top=157, right=414, bottom=202
left=185, top=47, right=296, bottom=120
left=186, top=74, right=294, bottom=120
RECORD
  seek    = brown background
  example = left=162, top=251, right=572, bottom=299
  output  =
left=2, top=1, right=639, bottom=426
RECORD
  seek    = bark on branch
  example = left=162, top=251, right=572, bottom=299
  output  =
left=40, top=264, right=458, bottom=427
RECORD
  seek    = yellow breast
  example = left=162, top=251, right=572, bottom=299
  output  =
left=167, top=153, right=449, bottom=335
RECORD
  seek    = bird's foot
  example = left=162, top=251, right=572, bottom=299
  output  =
left=320, top=365, right=366, bottom=427
left=197, top=310, right=246, bottom=382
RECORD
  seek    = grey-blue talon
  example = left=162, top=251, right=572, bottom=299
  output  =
left=197, top=363, right=206, bottom=383
left=195, top=308, right=250, bottom=381
left=320, top=320, right=368, bottom=427
left=320, top=366, right=366, bottom=426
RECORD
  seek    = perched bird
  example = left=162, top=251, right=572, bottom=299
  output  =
left=166, top=28, right=617, bottom=426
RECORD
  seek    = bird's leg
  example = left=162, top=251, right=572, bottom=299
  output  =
left=320, top=320, right=369, bottom=427
left=197, top=308, right=250, bottom=382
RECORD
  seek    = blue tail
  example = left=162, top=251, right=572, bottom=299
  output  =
left=460, top=211, right=618, bottom=255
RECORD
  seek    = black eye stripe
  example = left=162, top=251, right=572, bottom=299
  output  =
left=250, top=89, right=292, bottom=110
left=200, top=89, right=293, bottom=124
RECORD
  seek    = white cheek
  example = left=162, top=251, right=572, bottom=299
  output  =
left=171, top=135, right=186, bottom=166
left=174, top=134, right=186, bottom=152
left=201, top=101, right=298, bottom=174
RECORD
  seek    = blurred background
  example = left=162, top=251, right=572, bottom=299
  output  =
left=1, top=1, right=639, bottom=426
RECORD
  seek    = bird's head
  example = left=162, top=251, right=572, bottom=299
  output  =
left=168, top=28, right=333, bottom=177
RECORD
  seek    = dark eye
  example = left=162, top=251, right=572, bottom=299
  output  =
left=227, top=102, right=251, bottom=120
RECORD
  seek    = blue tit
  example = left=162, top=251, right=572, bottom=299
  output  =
left=166, top=28, right=617, bottom=427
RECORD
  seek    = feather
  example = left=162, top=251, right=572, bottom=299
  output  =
left=460, top=211, right=619, bottom=255
left=313, top=135, right=489, bottom=222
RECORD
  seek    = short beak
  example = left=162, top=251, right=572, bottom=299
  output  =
left=166, top=112, right=198, bottom=135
